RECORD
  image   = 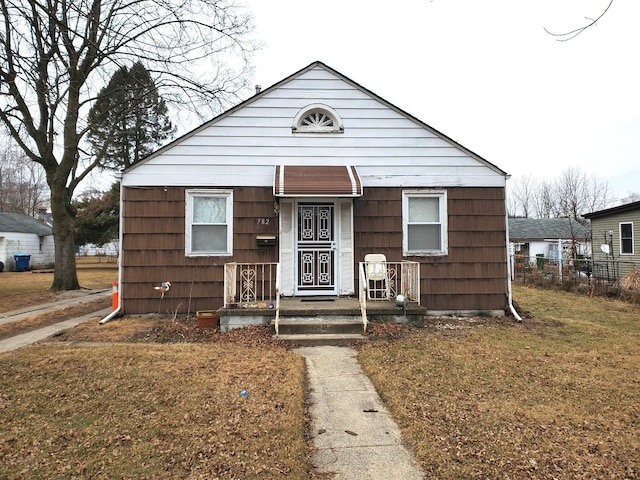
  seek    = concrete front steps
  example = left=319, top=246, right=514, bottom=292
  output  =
left=272, top=316, right=368, bottom=346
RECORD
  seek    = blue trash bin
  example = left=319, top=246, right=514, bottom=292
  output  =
left=14, top=254, right=31, bottom=272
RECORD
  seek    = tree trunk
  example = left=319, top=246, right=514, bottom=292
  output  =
left=50, top=183, right=80, bottom=290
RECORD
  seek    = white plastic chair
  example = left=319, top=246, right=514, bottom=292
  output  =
left=365, top=253, right=390, bottom=300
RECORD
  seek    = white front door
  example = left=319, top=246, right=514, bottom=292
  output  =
left=278, top=199, right=354, bottom=297
left=295, top=202, right=337, bottom=295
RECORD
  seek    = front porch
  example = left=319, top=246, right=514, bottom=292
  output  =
left=218, top=261, right=425, bottom=344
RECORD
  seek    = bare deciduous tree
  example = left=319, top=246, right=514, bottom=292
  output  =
left=531, top=179, right=556, bottom=219
left=545, top=0, right=614, bottom=41
left=554, top=167, right=610, bottom=218
left=506, top=173, right=536, bottom=218
left=0, top=0, right=256, bottom=289
left=507, top=167, right=612, bottom=219
left=0, top=141, right=49, bottom=216
left=619, top=192, right=640, bottom=205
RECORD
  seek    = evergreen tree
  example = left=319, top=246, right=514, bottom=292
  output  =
left=88, top=61, right=176, bottom=170
left=74, top=182, right=120, bottom=248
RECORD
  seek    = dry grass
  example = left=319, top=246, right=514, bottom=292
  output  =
left=0, top=342, right=308, bottom=479
left=622, top=266, right=640, bottom=291
left=2, top=274, right=640, bottom=479
left=358, top=285, right=640, bottom=479
left=0, top=298, right=111, bottom=340
left=0, top=259, right=310, bottom=478
left=0, top=257, right=117, bottom=313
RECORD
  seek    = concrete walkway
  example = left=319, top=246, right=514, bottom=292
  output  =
left=0, top=289, right=111, bottom=354
left=295, top=346, right=424, bottom=479
left=0, top=288, right=110, bottom=325
left=0, top=308, right=112, bottom=353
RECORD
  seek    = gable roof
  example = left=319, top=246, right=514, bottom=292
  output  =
left=509, top=217, right=590, bottom=242
left=125, top=61, right=508, bottom=178
left=0, top=212, right=52, bottom=236
left=583, top=200, right=640, bottom=219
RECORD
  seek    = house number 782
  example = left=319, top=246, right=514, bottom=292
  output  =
left=256, top=218, right=270, bottom=225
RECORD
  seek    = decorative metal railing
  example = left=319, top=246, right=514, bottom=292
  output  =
left=274, top=263, right=281, bottom=336
left=224, top=262, right=280, bottom=308
left=358, top=260, right=420, bottom=330
left=223, top=262, right=281, bottom=334
left=359, top=260, right=420, bottom=302
left=224, top=260, right=419, bottom=335
left=358, top=262, right=368, bottom=332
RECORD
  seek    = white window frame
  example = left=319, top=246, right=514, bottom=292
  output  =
left=620, top=222, right=634, bottom=255
left=292, top=103, right=344, bottom=133
left=185, top=189, right=233, bottom=256
left=402, top=190, right=448, bottom=256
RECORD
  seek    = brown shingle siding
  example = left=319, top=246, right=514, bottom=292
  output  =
left=121, top=185, right=507, bottom=315
left=448, top=231, right=506, bottom=248
left=353, top=186, right=507, bottom=312
left=124, top=233, right=185, bottom=251
left=448, top=216, right=505, bottom=232
left=449, top=199, right=506, bottom=216
left=121, top=186, right=278, bottom=314
left=426, top=262, right=506, bottom=279
left=448, top=187, right=505, bottom=201
left=123, top=218, right=184, bottom=234
left=426, top=293, right=506, bottom=311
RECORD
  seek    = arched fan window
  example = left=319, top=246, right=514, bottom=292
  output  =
left=292, top=104, right=344, bottom=133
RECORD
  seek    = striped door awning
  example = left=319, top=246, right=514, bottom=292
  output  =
left=273, top=165, right=363, bottom=197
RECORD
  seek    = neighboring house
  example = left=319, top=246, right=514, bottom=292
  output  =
left=0, top=212, right=54, bottom=271
left=117, top=61, right=511, bottom=317
left=584, top=200, right=640, bottom=277
left=77, top=241, right=119, bottom=257
left=508, top=217, right=591, bottom=264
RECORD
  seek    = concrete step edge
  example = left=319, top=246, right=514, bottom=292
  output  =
left=273, top=317, right=364, bottom=324
left=275, top=333, right=366, bottom=340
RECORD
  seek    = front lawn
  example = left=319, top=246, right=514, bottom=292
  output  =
left=0, top=343, right=308, bottom=479
left=357, top=285, right=640, bottom=479
left=2, top=284, right=638, bottom=479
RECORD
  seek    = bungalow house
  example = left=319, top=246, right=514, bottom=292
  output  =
left=508, top=217, right=591, bottom=265
left=584, top=200, right=640, bottom=279
left=114, top=61, right=513, bottom=322
left=0, top=212, right=54, bottom=271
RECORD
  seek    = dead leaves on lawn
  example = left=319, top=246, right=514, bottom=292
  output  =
left=357, top=286, right=640, bottom=480
left=0, top=344, right=308, bottom=479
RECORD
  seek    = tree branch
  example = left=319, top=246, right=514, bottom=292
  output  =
left=544, top=0, right=614, bottom=41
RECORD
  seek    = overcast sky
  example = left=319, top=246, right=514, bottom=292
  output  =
left=241, top=0, right=639, bottom=205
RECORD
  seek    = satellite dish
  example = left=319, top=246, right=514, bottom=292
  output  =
left=600, top=244, right=610, bottom=254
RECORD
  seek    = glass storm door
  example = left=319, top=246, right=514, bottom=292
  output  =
left=296, top=203, right=337, bottom=294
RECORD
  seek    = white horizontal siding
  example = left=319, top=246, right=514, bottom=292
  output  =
left=124, top=64, right=506, bottom=188
left=0, top=233, right=54, bottom=269
left=177, top=134, right=452, bottom=147
left=123, top=164, right=504, bottom=188
left=143, top=155, right=478, bottom=166
left=161, top=146, right=468, bottom=158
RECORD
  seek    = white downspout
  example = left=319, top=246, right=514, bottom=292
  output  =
left=100, top=180, right=124, bottom=325
left=504, top=183, right=522, bottom=322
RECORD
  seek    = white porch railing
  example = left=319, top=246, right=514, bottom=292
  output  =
left=224, top=263, right=281, bottom=333
left=358, top=262, right=368, bottom=332
left=224, top=260, right=418, bottom=335
left=358, top=260, right=420, bottom=325
left=360, top=260, right=420, bottom=302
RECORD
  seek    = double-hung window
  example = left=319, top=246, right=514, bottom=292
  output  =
left=186, top=190, right=233, bottom=256
left=402, top=190, right=447, bottom=256
left=620, top=222, right=634, bottom=255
